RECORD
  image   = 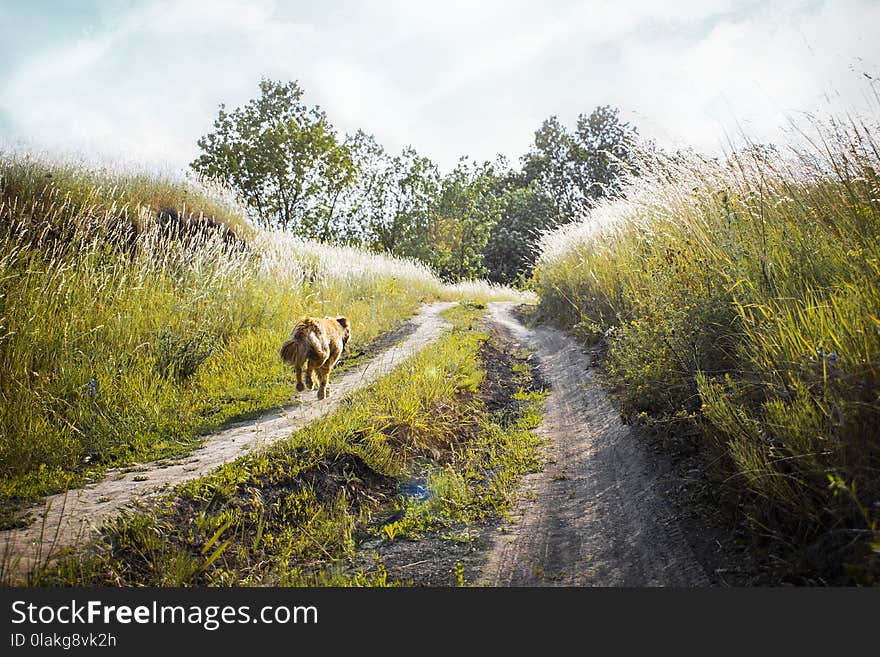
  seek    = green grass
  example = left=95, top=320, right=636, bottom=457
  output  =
left=0, top=154, right=444, bottom=527
left=358, top=302, right=546, bottom=549
left=533, top=117, right=880, bottom=583
left=374, top=385, right=545, bottom=545
left=0, top=151, right=252, bottom=237
left=29, top=302, right=546, bottom=586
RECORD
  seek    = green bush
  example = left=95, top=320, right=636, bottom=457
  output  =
left=154, top=327, right=217, bottom=381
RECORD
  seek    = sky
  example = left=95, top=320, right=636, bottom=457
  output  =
left=1, top=0, right=879, bottom=174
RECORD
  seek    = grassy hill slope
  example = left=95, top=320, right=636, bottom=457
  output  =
left=533, top=119, right=880, bottom=583
left=0, top=154, right=449, bottom=523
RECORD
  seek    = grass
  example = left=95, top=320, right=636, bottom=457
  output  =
left=27, top=302, right=547, bottom=586
left=533, top=115, right=880, bottom=583
left=350, top=301, right=546, bottom=553
left=440, top=279, right=536, bottom=305
left=0, top=153, right=445, bottom=527
left=0, top=151, right=252, bottom=238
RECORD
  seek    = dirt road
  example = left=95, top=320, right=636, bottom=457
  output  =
left=481, top=302, right=707, bottom=586
left=1, top=302, right=453, bottom=580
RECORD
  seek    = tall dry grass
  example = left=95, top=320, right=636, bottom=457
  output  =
left=534, top=116, right=880, bottom=582
left=0, top=153, right=443, bottom=522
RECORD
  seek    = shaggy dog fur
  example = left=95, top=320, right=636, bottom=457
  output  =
left=280, top=315, right=350, bottom=400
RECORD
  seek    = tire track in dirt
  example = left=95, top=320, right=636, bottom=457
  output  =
left=481, top=302, right=708, bottom=586
left=2, top=302, right=454, bottom=580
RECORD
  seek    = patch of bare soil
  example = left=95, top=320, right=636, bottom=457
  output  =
left=518, top=308, right=785, bottom=585
left=98, top=453, right=402, bottom=586
left=334, top=316, right=416, bottom=372
left=479, top=334, right=548, bottom=425
left=0, top=302, right=454, bottom=581
left=480, top=302, right=708, bottom=586
left=351, top=522, right=492, bottom=587
left=252, top=453, right=398, bottom=513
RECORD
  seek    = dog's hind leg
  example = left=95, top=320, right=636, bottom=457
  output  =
left=316, top=363, right=331, bottom=400
left=294, top=362, right=305, bottom=392
left=294, top=350, right=307, bottom=392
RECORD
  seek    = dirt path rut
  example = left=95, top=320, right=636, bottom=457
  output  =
left=481, top=302, right=707, bottom=586
left=2, top=302, right=454, bottom=579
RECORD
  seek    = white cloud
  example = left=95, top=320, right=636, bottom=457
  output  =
left=586, top=0, right=879, bottom=156
left=1, top=0, right=878, bottom=173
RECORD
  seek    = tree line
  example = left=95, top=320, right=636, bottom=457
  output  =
left=191, top=79, right=638, bottom=284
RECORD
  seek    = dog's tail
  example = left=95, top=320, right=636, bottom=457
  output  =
left=279, top=337, right=298, bottom=365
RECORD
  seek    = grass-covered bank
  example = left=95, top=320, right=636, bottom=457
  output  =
left=0, top=154, right=445, bottom=526
left=534, top=118, right=880, bottom=583
left=27, top=303, right=546, bottom=586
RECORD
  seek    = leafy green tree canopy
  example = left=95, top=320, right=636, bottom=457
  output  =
left=191, top=79, right=355, bottom=236
left=190, top=80, right=638, bottom=288
left=429, top=159, right=504, bottom=282
left=521, top=105, right=637, bottom=222
left=483, top=182, right=562, bottom=285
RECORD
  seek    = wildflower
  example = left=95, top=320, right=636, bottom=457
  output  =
left=84, top=377, right=99, bottom=399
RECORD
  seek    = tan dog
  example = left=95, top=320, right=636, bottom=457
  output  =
left=280, top=315, right=350, bottom=400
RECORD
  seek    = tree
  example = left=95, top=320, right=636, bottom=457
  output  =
left=520, top=106, right=638, bottom=223
left=369, top=146, right=440, bottom=261
left=331, top=130, right=389, bottom=246
left=429, top=159, right=503, bottom=282
left=190, top=80, right=640, bottom=287
left=483, top=182, right=562, bottom=285
left=311, top=133, right=357, bottom=242
left=520, top=116, right=584, bottom=220
left=572, top=105, right=637, bottom=201
left=191, top=79, right=355, bottom=236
